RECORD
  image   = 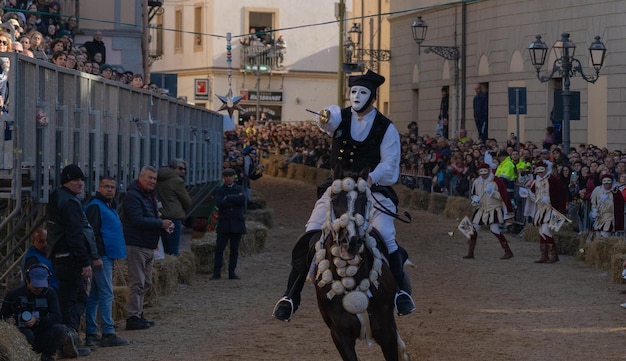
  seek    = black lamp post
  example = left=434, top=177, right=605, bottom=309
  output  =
left=411, top=16, right=460, bottom=60
left=528, top=33, right=607, bottom=153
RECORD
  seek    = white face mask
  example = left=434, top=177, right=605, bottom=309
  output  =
left=349, top=85, right=372, bottom=112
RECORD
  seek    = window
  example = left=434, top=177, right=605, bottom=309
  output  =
left=150, top=13, right=164, bottom=57
left=174, top=9, right=183, bottom=51
left=194, top=6, right=202, bottom=50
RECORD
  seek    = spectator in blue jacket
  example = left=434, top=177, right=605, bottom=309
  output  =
left=122, top=166, right=173, bottom=331
left=84, top=176, right=129, bottom=347
left=21, top=227, right=59, bottom=291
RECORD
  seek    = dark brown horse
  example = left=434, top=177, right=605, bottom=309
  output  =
left=309, top=175, right=410, bottom=361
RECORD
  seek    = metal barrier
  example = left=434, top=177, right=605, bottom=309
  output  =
left=0, top=53, right=224, bottom=287
left=400, top=167, right=433, bottom=192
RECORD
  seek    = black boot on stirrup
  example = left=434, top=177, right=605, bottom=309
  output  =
left=389, top=250, right=416, bottom=316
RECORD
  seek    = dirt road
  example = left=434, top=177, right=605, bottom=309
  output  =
left=87, top=176, right=626, bottom=361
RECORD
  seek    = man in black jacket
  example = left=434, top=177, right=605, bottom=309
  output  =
left=47, top=164, right=98, bottom=355
left=210, top=168, right=247, bottom=280
left=1, top=264, right=78, bottom=360
left=83, top=30, right=106, bottom=64
left=122, top=166, right=173, bottom=330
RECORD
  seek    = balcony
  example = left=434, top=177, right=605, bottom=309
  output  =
left=239, top=44, right=285, bottom=73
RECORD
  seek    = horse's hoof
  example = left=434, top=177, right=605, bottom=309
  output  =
left=272, top=297, right=294, bottom=322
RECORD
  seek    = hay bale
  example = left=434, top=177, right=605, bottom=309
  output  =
left=151, top=256, right=179, bottom=298
left=610, top=254, right=626, bottom=283
left=410, top=189, right=430, bottom=211
left=240, top=221, right=269, bottom=255
left=247, top=208, right=274, bottom=229
left=521, top=224, right=539, bottom=243
left=0, top=322, right=40, bottom=361
left=443, top=196, right=473, bottom=220
left=293, top=163, right=307, bottom=182
left=428, top=193, right=448, bottom=214
left=113, top=259, right=128, bottom=287
left=286, top=163, right=298, bottom=179
left=584, top=237, right=622, bottom=270
left=113, top=286, right=129, bottom=321
left=555, top=223, right=583, bottom=256
left=176, top=251, right=197, bottom=285
left=190, top=234, right=217, bottom=269
left=394, top=186, right=413, bottom=208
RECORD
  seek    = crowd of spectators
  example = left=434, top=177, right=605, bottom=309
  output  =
left=0, top=2, right=158, bottom=91
left=239, top=26, right=286, bottom=69
left=223, top=118, right=626, bottom=231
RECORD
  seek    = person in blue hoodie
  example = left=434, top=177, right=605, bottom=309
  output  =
left=84, top=176, right=130, bottom=347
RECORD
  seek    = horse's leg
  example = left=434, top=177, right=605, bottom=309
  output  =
left=330, top=329, right=358, bottom=361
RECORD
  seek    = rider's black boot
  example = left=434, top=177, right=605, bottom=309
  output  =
left=272, top=267, right=305, bottom=322
left=389, top=250, right=416, bottom=316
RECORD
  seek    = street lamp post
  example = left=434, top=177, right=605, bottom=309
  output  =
left=411, top=16, right=462, bottom=135
left=411, top=16, right=460, bottom=61
left=528, top=33, right=607, bottom=153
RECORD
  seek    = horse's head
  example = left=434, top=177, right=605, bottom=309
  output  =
left=326, top=173, right=372, bottom=260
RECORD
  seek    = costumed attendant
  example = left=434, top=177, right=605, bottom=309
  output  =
left=590, top=174, right=625, bottom=238
left=272, top=70, right=415, bottom=321
left=464, top=163, right=514, bottom=259
left=527, top=161, right=566, bottom=263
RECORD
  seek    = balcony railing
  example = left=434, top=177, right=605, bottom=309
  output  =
left=239, top=44, right=285, bottom=73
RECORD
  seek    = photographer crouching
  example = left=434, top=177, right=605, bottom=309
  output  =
left=1, top=264, right=79, bottom=361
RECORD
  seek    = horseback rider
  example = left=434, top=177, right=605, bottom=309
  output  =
left=272, top=70, right=416, bottom=321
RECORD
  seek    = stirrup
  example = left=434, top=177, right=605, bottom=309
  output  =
left=272, top=296, right=294, bottom=322
left=394, top=290, right=416, bottom=316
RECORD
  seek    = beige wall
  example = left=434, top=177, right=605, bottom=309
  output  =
left=389, top=0, right=625, bottom=150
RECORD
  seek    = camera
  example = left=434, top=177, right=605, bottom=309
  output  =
left=14, top=296, right=46, bottom=327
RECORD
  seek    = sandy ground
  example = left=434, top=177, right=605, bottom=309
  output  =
left=85, top=175, right=626, bottom=361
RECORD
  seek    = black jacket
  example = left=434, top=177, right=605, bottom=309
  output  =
left=122, top=180, right=164, bottom=249
left=214, top=183, right=247, bottom=234
left=0, top=286, right=62, bottom=331
left=47, top=187, right=98, bottom=267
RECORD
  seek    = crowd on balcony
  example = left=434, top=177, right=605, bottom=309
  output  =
left=224, top=117, right=626, bottom=233
left=0, top=2, right=159, bottom=91
left=239, top=27, right=286, bottom=69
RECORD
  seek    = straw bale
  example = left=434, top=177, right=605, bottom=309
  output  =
left=394, top=186, right=413, bottom=208
left=176, top=251, right=197, bottom=285
left=554, top=223, right=582, bottom=256
left=286, top=163, right=298, bottom=179
left=190, top=234, right=217, bottom=269
left=240, top=221, right=269, bottom=255
left=610, top=254, right=626, bottom=283
left=0, top=322, right=39, bottom=361
left=112, top=286, right=129, bottom=321
left=246, top=208, right=274, bottom=229
left=249, top=189, right=267, bottom=209
left=443, top=196, right=474, bottom=220
left=113, top=258, right=128, bottom=287
left=293, top=163, right=307, bottom=182
left=151, top=256, right=179, bottom=298
left=584, top=237, right=622, bottom=270
left=521, top=224, right=539, bottom=243
left=428, top=193, right=448, bottom=214
left=410, top=190, right=430, bottom=211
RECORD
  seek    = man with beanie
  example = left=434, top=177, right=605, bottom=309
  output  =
left=123, top=166, right=173, bottom=330
left=273, top=70, right=416, bottom=322
left=47, top=164, right=97, bottom=357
